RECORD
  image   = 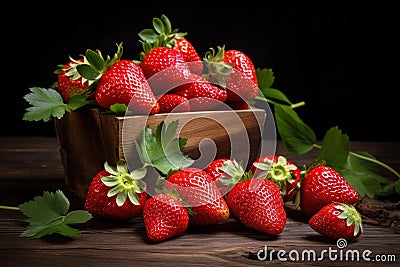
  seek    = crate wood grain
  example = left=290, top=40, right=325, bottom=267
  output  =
left=54, top=108, right=266, bottom=198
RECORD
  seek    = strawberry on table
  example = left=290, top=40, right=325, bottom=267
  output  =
left=204, top=158, right=244, bottom=196
left=225, top=172, right=287, bottom=235
left=138, top=14, right=203, bottom=75
left=251, top=155, right=301, bottom=202
left=163, top=167, right=230, bottom=226
left=309, top=202, right=363, bottom=241
left=300, top=165, right=359, bottom=217
left=95, top=59, right=159, bottom=114
left=143, top=193, right=189, bottom=242
left=84, top=160, right=148, bottom=221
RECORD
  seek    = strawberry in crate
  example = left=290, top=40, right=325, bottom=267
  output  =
left=22, top=42, right=160, bottom=122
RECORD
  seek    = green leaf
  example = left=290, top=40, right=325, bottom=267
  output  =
left=84, top=49, right=106, bottom=72
left=76, top=64, right=101, bottom=81
left=22, top=87, right=90, bottom=122
left=153, top=17, right=165, bottom=35
left=64, top=210, right=93, bottom=224
left=135, top=120, right=194, bottom=175
left=315, top=127, right=389, bottom=197
left=274, top=105, right=316, bottom=155
left=256, top=68, right=275, bottom=89
left=138, top=29, right=158, bottom=42
left=317, top=126, right=350, bottom=169
left=18, top=190, right=92, bottom=238
left=109, top=103, right=134, bottom=115
left=260, top=88, right=293, bottom=106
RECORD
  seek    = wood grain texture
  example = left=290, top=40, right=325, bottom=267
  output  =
left=0, top=137, right=399, bottom=266
left=54, top=108, right=266, bottom=198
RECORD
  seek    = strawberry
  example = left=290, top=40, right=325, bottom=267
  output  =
left=203, top=45, right=259, bottom=103
left=156, top=93, right=190, bottom=113
left=163, top=167, right=230, bottom=226
left=140, top=46, right=192, bottom=95
left=138, top=14, right=203, bottom=75
left=309, top=202, right=363, bottom=241
left=251, top=155, right=301, bottom=202
left=174, top=37, right=203, bottom=75
left=225, top=99, right=249, bottom=110
left=226, top=176, right=287, bottom=235
left=300, top=165, right=359, bottom=217
left=95, top=59, right=159, bottom=114
left=204, top=158, right=244, bottom=196
left=57, top=43, right=123, bottom=103
left=173, top=74, right=227, bottom=111
left=142, top=193, right=189, bottom=242
left=84, top=160, right=148, bottom=221
left=56, top=59, right=90, bottom=102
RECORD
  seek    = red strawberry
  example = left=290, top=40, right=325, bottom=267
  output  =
left=173, top=74, right=227, bottom=111
left=251, top=155, right=301, bottom=202
left=156, top=93, right=190, bottom=113
left=204, top=158, right=230, bottom=181
left=174, top=37, right=203, bottom=75
left=300, top=165, right=359, bottom=217
left=140, top=47, right=192, bottom=95
left=57, top=59, right=90, bottom=102
left=95, top=59, right=159, bottom=114
left=203, top=45, right=258, bottom=103
left=143, top=193, right=189, bottom=242
left=309, top=202, right=363, bottom=241
left=226, top=177, right=286, bottom=235
left=138, top=14, right=203, bottom=75
left=204, top=158, right=244, bottom=196
left=84, top=160, right=148, bottom=220
left=57, top=42, right=123, bottom=103
left=225, top=99, right=249, bottom=110
left=163, top=167, right=230, bottom=226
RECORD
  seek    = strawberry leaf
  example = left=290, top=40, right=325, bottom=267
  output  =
left=260, top=88, right=293, bottom=106
left=18, top=190, right=92, bottom=238
left=317, top=126, right=350, bottom=169
left=135, top=120, right=194, bottom=175
left=274, top=105, right=316, bottom=155
left=317, top=127, right=389, bottom=197
left=23, top=87, right=90, bottom=122
left=256, top=68, right=275, bottom=89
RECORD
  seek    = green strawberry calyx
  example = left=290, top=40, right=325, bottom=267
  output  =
left=253, top=155, right=297, bottom=195
left=101, top=160, right=147, bottom=207
left=218, top=159, right=247, bottom=190
left=138, top=14, right=186, bottom=60
left=61, top=42, right=123, bottom=91
left=335, top=203, right=364, bottom=237
left=202, top=45, right=234, bottom=89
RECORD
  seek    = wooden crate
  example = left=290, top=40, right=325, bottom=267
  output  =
left=54, top=108, right=266, bottom=199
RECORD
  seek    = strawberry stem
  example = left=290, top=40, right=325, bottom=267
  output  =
left=254, top=96, right=305, bottom=109
left=0, top=205, right=20, bottom=211
left=290, top=101, right=306, bottom=109
left=313, top=143, right=400, bottom=179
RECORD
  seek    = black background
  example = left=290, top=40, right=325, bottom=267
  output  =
left=3, top=2, right=395, bottom=141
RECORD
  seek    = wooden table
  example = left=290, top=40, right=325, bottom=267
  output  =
left=0, top=136, right=399, bottom=266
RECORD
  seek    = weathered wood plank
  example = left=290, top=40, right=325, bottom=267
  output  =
left=0, top=137, right=399, bottom=266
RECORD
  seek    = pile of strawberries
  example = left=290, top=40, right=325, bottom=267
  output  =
left=84, top=154, right=363, bottom=242
left=56, top=14, right=258, bottom=115
left=55, top=14, right=364, bottom=243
